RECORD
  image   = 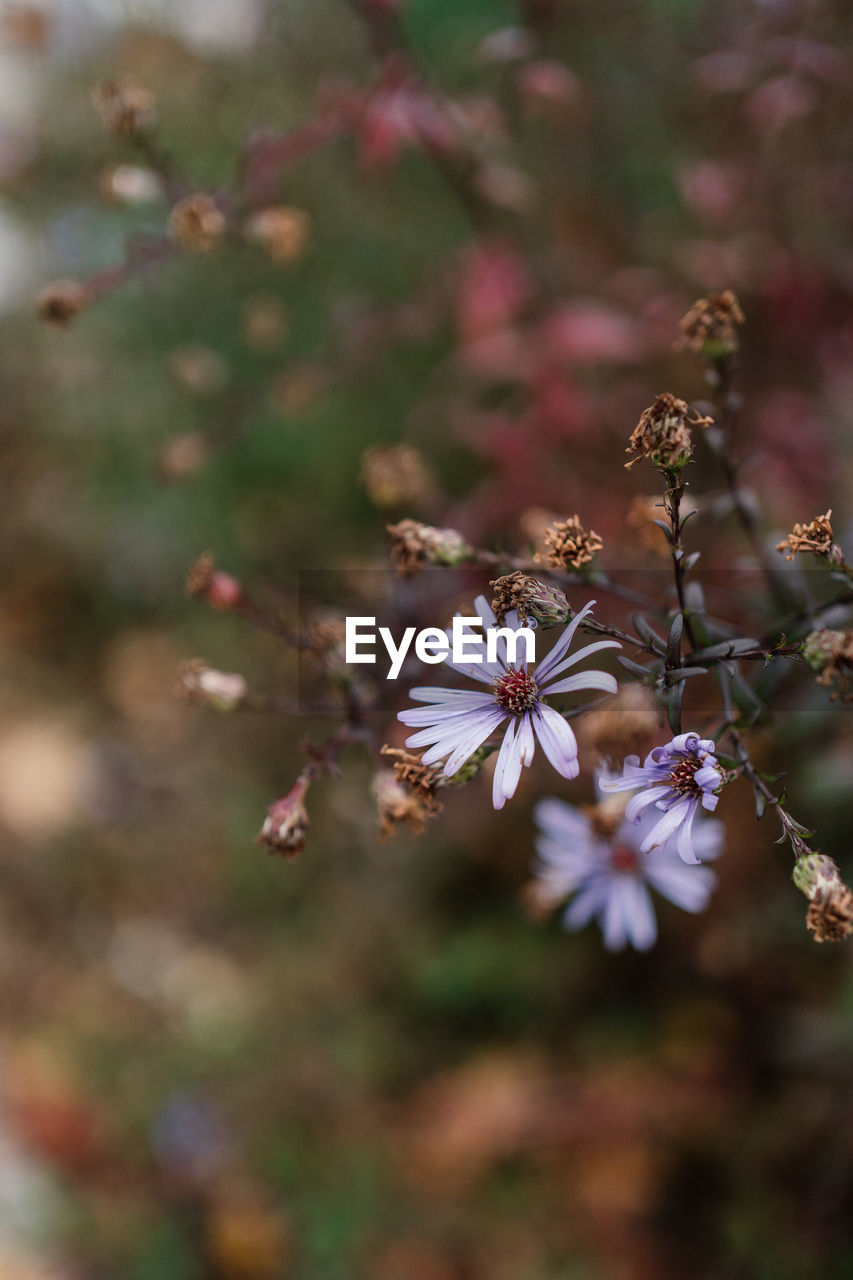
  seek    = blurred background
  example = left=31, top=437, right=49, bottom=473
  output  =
left=1, top=0, right=853, bottom=1276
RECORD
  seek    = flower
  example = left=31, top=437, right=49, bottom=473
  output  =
left=776, top=510, right=842, bottom=563
left=793, top=852, right=853, bottom=943
left=535, top=515, right=603, bottom=570
left=257, top=778, right=310, bottom=859
left=676, top=290, right=745, bottom=359
left=397, top=596, right=620, bottom=809
left=625, top=393, right=712, bottom=471
left=531, top=791, right=722, bottom=951
left=490, top=572, right=569, bottom=628
left=386, top=520, right=471, bottom=578
left=599, top=732, right=724, bottom=864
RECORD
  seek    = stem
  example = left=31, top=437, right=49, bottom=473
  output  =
left=662, top=468, right=697, bottom=651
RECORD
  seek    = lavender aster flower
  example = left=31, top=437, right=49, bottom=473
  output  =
left=398, top=596, right=619, bottom=809
left=599, top=732, right=724, bottom=865
left=533, top=793, right=722, bottom=951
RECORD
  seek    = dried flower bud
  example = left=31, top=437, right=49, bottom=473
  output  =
left=676, top=290, right=745, bottom=359
left=373, top=768, right=440, bottom=840
left=776, top=510, right=842, bottom=563
left=185, top=553, right=243, bottom=611
left=360, top=444, right=434, bottom=510
left=178, top=660, right=248, bottom=712
left=386, top=520, right=471, bottom=579
left=378, top=746, right=444, bottom=839
left=92, top=77, right=156, bottom=135
left=35, top=278, right=90, bottom=327
left=169, top=194, right=227, bottom=253
left=490, top=571, right=569, bottom=627
left=535, top=516, right=603, bottom=570
left=793, top=853, right=853, bottom=942
left=244, top=207, right=311, bottom=264
left=801, top=629, right=853, bottom=701
left=580, top=684, right=659, bottom=767
left=257, top=778, right=310, bottom=859
left=625, top=392, right=712, bottom=472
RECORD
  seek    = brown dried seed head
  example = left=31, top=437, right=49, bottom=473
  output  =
left=245, top=207, right=311, bottom=264
left=776, top=510, right=841, bottom=563
left=676, top=289, right=745, bottom=357
left=257, top=778, right=310, bottom=859
left=807, top=881, right=853, bottom=942
left=387, top=520, right=470, bottom=578
left=360, top=444, right=434, bottom=510
left=35, top=278, right=90, bottom=326
left=625, top=392, right=712, bottom=472
left=169, top=194, right=227, bottom=253
left=535, top=516, right=603, bottom=570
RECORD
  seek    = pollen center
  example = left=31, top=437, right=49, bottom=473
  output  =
left=668, top=757, right=701, bottom=795
left=610, top=844, right=639, bottom=874
left=494, top=669, right=539, bottom=714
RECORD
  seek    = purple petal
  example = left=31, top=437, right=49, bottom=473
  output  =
left=532, top=703, right=580, bottom=779
left=644, top=859, right=716, bottom=912
left=537, top=639, right=621, bottom=686
left=619, top=877, right=658, bottom=951
left=640, top=797, right=694, bottom=856
left=533, top=601, right=598, bottom=683
left=397, top=692, right=495, bottom=727
left=492, top=719, right=524, bottom=809
left=540, top=670, right=618, bottom=697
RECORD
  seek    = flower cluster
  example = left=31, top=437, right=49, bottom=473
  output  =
left=386, top=519, right=471, bottom=578
left=490, top=572, right=569, bottom=628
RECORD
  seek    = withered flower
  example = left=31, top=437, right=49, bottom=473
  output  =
left=35, top=278, right=90, bottom=327
left=92, top=76, right=155, bottom=135
left=245, top=207, right=311, bottom=264
left=802, top=629, right=853, bottom=701
left=535, top=516, right=603, bottom=571
left=257, top=777, right=310, bottom=859
left=676, top=290, right=745, bottom=359
left=490, top=571, right=568, bottom=627
left=360, top=444, right=434, bottom=510
left=386, top=519, right=470, bottom=578
left=169, top=194, right=227, bottom=253
left=794, top=853, right=853, bottom=943
left=776, top=510, right=842, bottom=563
left=625, top=393, right=712, bottom=471
left=378, top=746, right=444, bottom=839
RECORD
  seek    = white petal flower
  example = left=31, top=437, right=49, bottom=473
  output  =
left=397, top=596, right=619, bottom=808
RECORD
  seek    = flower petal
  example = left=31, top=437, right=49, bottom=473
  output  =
left=532, top=703, right=580, bottom=779
left=538, top=639, right=621, bottom=685
left=492, top=718, right=524, bottom=809
left=541, top=670, right=618, bottom=697
left=533, top=601, right=599, bottom=683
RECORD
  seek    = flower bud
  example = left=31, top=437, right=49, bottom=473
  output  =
left=793, top=853, right=853, bottom=942
left=490, top=571, right=568, bottom=627
left=185, top=553, right=243, bottom=611
left=387, top=520, right=471, bottom=578
left=257, top=778, right=310, bottom=859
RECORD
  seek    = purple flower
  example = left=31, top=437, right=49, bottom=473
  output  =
left=599, top=732, right=724, bottom=865
left=397, top=596, right=619, bottom=809
left=533, top=792, right=722, bottom=951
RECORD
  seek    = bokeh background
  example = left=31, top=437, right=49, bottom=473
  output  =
left=1, top=0, right=853, bottom=1276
